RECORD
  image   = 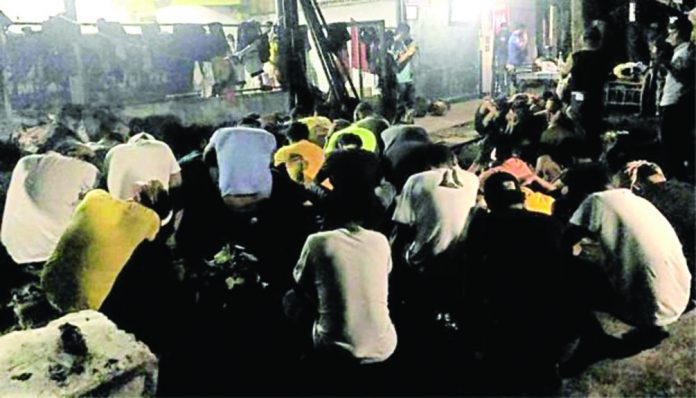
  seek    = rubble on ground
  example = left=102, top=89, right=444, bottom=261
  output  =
left=0, top=310, right=158, bottom=397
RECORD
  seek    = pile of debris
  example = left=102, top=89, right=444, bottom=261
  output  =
left=0, top=310, right=159, bottom=397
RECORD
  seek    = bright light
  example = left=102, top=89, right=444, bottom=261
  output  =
left=76, top=0, right=131, bottom=22
left=0, top=0, right=65, bottom=22
left=450, top=0, right=493, bottom=24
left=155, top=5, right=238, bottom=24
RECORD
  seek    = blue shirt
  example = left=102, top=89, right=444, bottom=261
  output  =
left=209, top=127, right=276, bottom=197
left=507, top=32, right=528, bottom=66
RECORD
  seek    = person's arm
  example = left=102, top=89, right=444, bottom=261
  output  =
left=292, top=236, right=318, bottom=303
left=395, top=44, right=417, bottom=72
left=203, top=131, right=219, bottom=166
left=390, top=178, right=417, bottom=264
left=664, top=45, right=695, bottom=83
left=313, top=152, right=334, bottom=187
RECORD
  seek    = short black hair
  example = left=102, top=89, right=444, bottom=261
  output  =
left=562, top=162, right=610, bottom=197
left=669, top=16, right=693, bottom=42
left=426, top=143, right=455, bottom=168
left=137, top=181, right=172, bottom=222
left=353, top=102, right=375, bottom=121
left=332, top=119, right=352, bottom=132
left=337, top=133, right=363, bottom=149
left=286, top=122, right=310, bottom=142
left=483, top=172, right=525, bottom=211
left=396, top=23, right=410, bottom=35
left=239, top=113, right=262, bottom=128
left=59, top=104, right=83, bottom=121
left=583, top=26, right=602, bottom=48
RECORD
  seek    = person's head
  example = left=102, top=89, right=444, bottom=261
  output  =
left=93, top=108, right=127, bottom=142
left=353, top=101, right=375, bottom=122
left=426, top=143, right=456, bottom=169
left=285, top=122, right=310, bottom=143
left=494, top=136, right=518, bottom=162
left=133, top=180, right=173, bottom=225
left=239, top=113, right=262, bottom=128
left=50, top=140, right=95, bottom=161
left=58, top=104, right=83, bottom=131
left=583, top=26, right=602, bottom=50
left=395, top=23, right=411, bottom=41
left=328, top=118, right=351, bottom=136
left=615, top=160, right=666, bottom=192
left=336, top=133, right=363, bottom=150
left=561, top=162, right=611, bottom=198
left=667, top=16, right=692, bottom=47
left=513, top=22, right=526, bottom=34
left=483, top=172, right=526, bottom=212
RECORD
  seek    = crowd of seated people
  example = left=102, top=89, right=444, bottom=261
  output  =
left=0, top=54, right=693, bottom=395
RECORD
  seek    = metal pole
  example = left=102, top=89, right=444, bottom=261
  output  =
left=0, top=28, right=12, bottom=120
left=357, top=26, right=364, bottom=98
left=64, top=0, right=77, bottom=21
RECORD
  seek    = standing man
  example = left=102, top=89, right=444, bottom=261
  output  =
left=506, top=23, right=529, bottom=93
left=391, top=23, right=418, bottom=124
left=507, top=23, right=529, bottom=68
left=658, top=16, right=695, bottom=183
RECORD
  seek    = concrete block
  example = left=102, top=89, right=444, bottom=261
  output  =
left=0, top=310, right=158, bottom=397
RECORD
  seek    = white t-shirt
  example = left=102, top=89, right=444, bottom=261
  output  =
left=570, top=189, right=691, bottom=326
left=660, top=42, right=691, bottom=107
left=208, top=127, right=276, bottom=198
left=105, top=133, right=181, bottom=200
left=1, top=154, right=98, bottom=264
left=393, top=167, right=479, bottom=265
left=294, top=227, right=397, bottom=364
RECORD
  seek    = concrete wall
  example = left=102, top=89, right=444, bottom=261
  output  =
left=409, top=0, right=482, bottom=100
left=121, top=90, right=290, bottom=126
left=299, top=0, right=482, bottom=101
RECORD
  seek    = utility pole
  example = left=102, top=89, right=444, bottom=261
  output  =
left=0, top=26, right=12, bottom=120
left=64, top=0, right=77, bottom=21
left=396, top=0, right=405, bottom=26
left=63, top=0, right=86, bottom=104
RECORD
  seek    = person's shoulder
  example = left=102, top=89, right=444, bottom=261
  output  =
left=306, top=230, right=333, bottom=246
left=356, top=227, right=389, bottom=245
left=299, top=140, right=324, bottom=153
left=17, top=153, right=42, bottom=165
left=344, top=125, right=374, bottom=135
left=82, top=189, right=111, bottom=203
left=455, top=168, right=480, bottom=183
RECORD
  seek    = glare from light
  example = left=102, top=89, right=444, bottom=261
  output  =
left=0, top=0, right=65, bottom=22
left=451, top=0, right=494, bottom=24
left=76, top=0, right=131, bottom=22
left=155, top=5, right=238, bottom=24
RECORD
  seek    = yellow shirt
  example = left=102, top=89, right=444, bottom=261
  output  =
left=299, top=116, right=333, bottom=146
left=42, top=189, right=160, bottom=312
left=522, top=187, right=555, bottom=216
left=274, top=140, right=325, bottom=184
left=324, top=126, right=378, bottom=155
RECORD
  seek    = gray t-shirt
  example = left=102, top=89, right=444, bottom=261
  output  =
left=208, top=127, right=276, bottom=197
